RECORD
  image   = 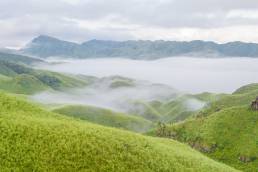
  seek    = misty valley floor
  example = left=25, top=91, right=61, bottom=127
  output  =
left=37, top=57, right=258, bottom=93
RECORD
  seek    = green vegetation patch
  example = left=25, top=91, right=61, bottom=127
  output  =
left=130, top=93, right=212, bottom=123
left=233, top=83, right=258, bottom=95
left=156, top=106, right=258, bottom=172
left=53, top=105, right=153, bottom=132
left=0, top=92, right=238, bottom=172
left=0, top=52, right=44, bottom=65
left=153, top=84, right=258, bottom=171
left=0, top=59, right=88, bottom=94
left=0, top=74, right=49, bottom=94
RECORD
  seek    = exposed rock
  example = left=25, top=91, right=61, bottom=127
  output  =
left=189, top=142, right=217, bottom=153
left=251, top=97, right=258, bottom=110
left=155, top=122, right=177, bottom=138
left=239, top=156, right=256, bottom=163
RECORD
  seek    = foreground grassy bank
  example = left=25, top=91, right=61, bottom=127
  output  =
left=0, top=92, right=238, bottom=171
left=153, top=83, right=258, bottom=171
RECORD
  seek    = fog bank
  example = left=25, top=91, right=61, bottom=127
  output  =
left=31, top=78, right=177, bottom=112
left=37, top=57, right=258, bottom=93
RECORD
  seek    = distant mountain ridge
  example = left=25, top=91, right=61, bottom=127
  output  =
left=21, top=35, right=258, bottom=59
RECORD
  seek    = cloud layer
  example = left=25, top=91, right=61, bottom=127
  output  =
left=1, top=0, right=258, bottom=48
left=37, top=57, right=258, bottom=93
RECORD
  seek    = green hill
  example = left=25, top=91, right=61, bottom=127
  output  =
left=99, top=76, right=135, bottom=89
left=198, top=83, right=258, bottom=117
left=233, top=83, right=258, bottom=95
left=0, top=61, right=18, bottom=77
left=0, top=60, right=88, bottom=94
left=129, top=93, right=214, bottom=123
left=0, top=92, right=238, bottom=172
left=0, top=74, right=49, bottom=94
left=0, top=74, right=10, bottom=81
left=53, top=105, right=153, bottom=132
left=128, top=100, right=163, bottom=121
left=153, top=84, right=258, bottom=171
left=0, top=51, right=44, bottom=65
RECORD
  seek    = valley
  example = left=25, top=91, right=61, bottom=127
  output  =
left=0, top=50, right=257, bottom=171
left=2, top=0, right=258, bottom=171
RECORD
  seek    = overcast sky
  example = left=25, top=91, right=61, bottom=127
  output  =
left=1, top=0, right=258, bottom=48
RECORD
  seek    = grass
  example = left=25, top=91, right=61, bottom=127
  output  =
left=198, top=86, right=258, bottom=117
left=153, top=83, right=258, bottom=172
left=0, top=61, right=17, bottom=77
left=233, top=83, right=258, bottom=95
left=130, top=93, right=216, bottom=123
left=0, top=74, right=49, bottom=94
left=157, top=106, right=258, bottom=172
left=0, top=59, right=88, bottom=94
left=109, top=80, right=135, bottom=88
left=34, top=70, right=87, bottom=90
left=129, top=100, right=162, bottom=121
left=0, top=51, right=44, bottom=65
left=53, top=105, right=153, bottom=132
left=0, top=74, right=10, bottom=81
left=159, top=96, right=195, bottom=122
left=98, top=75, right=135, bottom=89
left=0, top=92, right=238, bottom=172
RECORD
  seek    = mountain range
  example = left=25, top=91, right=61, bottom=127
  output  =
left=21, top=35, right=258, bottom=59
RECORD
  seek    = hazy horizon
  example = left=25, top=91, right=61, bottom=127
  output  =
left=1, top=0, right=258, bottom=48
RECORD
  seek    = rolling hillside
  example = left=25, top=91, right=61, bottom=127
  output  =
left=53, top=105, right=153, bottom=132
left=153, top=84, right=258, bottom=171
left=129, top=93, right=219, bottom=123
left=198, top=83, right=258, bottom=117
left=0, top=74, right=49, bottom=94
left=0, top=51, right=44, bottom=65
left=0, top=92, right=239, bottom=172
left=0, top=59, right=88, bottom=94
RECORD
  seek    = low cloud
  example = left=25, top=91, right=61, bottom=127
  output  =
left=31, top=77, right=177, bottom=112
left=184, top=99, right=206, bottom=111
left=37, top=57, right=258, bottom=93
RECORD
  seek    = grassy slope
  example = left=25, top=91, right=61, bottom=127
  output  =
left=0, top=52, right=44, bottom=65
left=0, top=74, right=10, bottom=81
left=0, top=92, right=238, bottom=172
left=160, top=96, right=196, bottom=122
left=0, top=60, right=87, bottom=94
left=161, top=93, right=224, bottom=122
left=53, top=105, right=153, bottom=132
left=129, top=100, right=162, bottom=121
left=0, top=62, right=17, bottom=77
left=0, top=74, right=49, bottom=94
left=154, top=84, right=258, bottom=172
left=198, top=84, right=258, bottom=117
left=161, top=106, right=258, bottom=172
left=233, top=83, right=258, bottom=94
left=131, top=93, right=219, bottom=123
left=33, top=70, right=87, bottom=90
